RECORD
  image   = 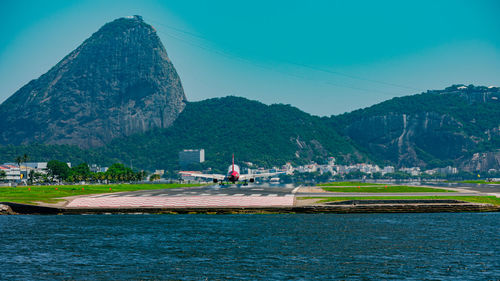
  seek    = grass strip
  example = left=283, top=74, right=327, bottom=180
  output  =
left=0, top=183, right=206, bottom=204
left=317, top=181, right=385, bottom=186
left=298, top=196, right=500, bottom=206
left=321, top=185, right=454, bottom=193
left=449, top=180, right=500, bottom=184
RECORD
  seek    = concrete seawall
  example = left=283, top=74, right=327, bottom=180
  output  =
left=1, top=202, right=498, bottom=215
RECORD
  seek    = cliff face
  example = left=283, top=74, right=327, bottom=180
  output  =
left=0, top=16, right=186, bottom=148
left=332, top=85, right=500, bottom=171
left=344, top=112, right=473, bottom=167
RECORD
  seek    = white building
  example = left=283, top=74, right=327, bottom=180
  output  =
left=179, top=149, right=205, bottom=166
left=399, top=167, right=421, bottom=176
left=0, top=165, right=21, bottom=181
left=382, top=166, right=395, bottom=174
left=282, top=162, right=294, bottom=175
left=424, top=169, right=437, bottom=175
left=437, top=166, right=458, bottom=175
left=90, top=164, right=108, bottom=173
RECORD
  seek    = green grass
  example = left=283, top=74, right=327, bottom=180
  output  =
left=298, top=196, right=500, bottom=206
left=450, top=180, right=500, bottom=184
left=317, top=181, right=385, bottom=186
left=0, top=183, right=206, bottom=204
left=321, top=185, right=454, bottom=193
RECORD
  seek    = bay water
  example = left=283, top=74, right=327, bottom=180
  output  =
left=0, top=213, right=498, bottom=280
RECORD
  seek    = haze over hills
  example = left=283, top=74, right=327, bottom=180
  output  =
left=0, top=15, right=186, bottom=148
left=0, top=16, right=498, bottom=172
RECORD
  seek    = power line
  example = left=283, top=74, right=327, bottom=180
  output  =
left=283, top=61, right=422, bottom=91
left=159, top=29, right=401, bottom=97
left=148, top=17, right=411, bottom=97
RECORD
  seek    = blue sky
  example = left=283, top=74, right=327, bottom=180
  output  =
left=1, top=0, right=499, bottom=116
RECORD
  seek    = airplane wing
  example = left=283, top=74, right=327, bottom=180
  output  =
left=179, top=171, right=226, bottom=181
left=239, top=172, right=284, bottom=180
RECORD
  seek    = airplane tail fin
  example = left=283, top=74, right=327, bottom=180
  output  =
left=232, top=153, right=234, bottom=172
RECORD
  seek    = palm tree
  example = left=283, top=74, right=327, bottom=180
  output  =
left=29, top=170, right=35, bottom=185
left=15, top=156, right=22, bottom=168
left=15, top=156, right=23, bottom=182
left=23, top=154, right=29, bottom=184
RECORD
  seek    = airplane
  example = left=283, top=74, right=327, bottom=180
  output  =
left=179, top=154, right=282, bottom=185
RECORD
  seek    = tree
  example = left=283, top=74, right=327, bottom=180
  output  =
left=28, top=170, right=35, bottom=185
left=105, top=163, right=135, bottom=182
left=23, top=153, right=29, bottom=179
left=0, top=170, right=6, bottom=181
left=149, top=174, right=161, bottom=181
left=15, top=156, right=22, bottom=168
left=15, top=156, right=24, bottom=182
left=46, top=160, right=71, bottom=182
left=71, top=163, right=92, bottom=181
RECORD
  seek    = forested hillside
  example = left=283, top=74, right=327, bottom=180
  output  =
left=1, top=86, right=498, bottom=172
left=99, top=96, right=370, bottom=171
left=330, top=85, right=500, bottom=171
left=0, top=97, right=370, bottom=171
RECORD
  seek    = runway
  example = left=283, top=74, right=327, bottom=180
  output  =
left=63, top=183, right=497, bottom=209
left=66, top=184, right=299, bottom=208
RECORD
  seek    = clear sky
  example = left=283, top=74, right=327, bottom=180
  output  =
left=1, top=0, right=499, bottom=116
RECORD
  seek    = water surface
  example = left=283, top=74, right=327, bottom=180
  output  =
left=0, top=213, right=498, bottom=280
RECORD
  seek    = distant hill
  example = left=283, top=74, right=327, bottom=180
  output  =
left=330, top=85, right=500, bottom=171
left=0, top=16, right=186, bottom=148
left=0, top=97, right=370, bottom=171
left=0, top=87, right=498, bottom=172
left=98, top=96, right=370, bottom=171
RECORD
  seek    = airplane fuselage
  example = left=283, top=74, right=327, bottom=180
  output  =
left=227, top=164, right=240, bottom=183
left=180, top=154, right=278, bottom=185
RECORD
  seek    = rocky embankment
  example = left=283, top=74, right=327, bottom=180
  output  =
left=0, top=204, right=16, bottom=215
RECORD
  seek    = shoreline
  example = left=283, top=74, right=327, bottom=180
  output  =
left=2, top=201, right=499, bottom=215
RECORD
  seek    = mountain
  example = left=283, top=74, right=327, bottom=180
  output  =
left=330, top=85, right=500, bottom=171
left=0, top=86, right=498, bottom=172
left=0, top=15, right=186, bottom=148
left=0, top=97, right=371, bottom=171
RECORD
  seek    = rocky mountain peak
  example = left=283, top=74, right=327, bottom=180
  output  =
left=0, top=16, right=186, bottom=148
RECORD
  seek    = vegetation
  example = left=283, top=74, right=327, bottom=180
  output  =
left=149, top=174, right=161, bottom=181
left=332, top=85, right=500, bottom=136
left=0, top=89, right=498, bottom=174
left=98, top=97, right=371, bottom=172
left=0, top=97, right=371, bottom=173
left=0, top=144, right=114, bottom=168
left=300, top=196, right=500, bottom=206
left=42, top=161, right=148, bottom=183
left=317, top=181, right=385, bottom=186
left=331, top=85, right=500, bottom=169
left=321, top=185, right=453, bottom=193
left=0, top=183, right=205, bottom=204
left=450, top=180, right=500, bottom=184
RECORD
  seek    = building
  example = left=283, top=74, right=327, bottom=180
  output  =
left=0, top=165, right=21, bottom=181
left=436, top=166, right=458, bottom=175
left=90, top=164, right=108, bottom=173
left=179, top=149, right=205, bottom=167
left=154, top=169, right=164, bottom=175
left=399, top=167, right=421, bottom=176
left=24, top=162, right=48, bottom=170
left=382, top=166, right=395, bottom=174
